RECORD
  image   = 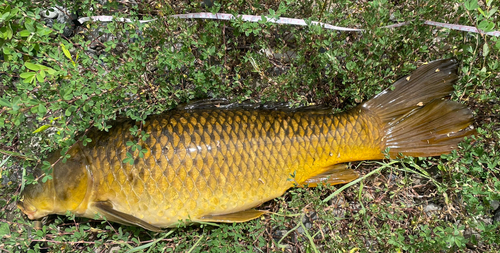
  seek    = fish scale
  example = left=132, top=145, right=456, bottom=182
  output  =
left=18, top=59, right=476, bottom=231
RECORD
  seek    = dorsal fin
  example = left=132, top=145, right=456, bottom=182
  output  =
left=176, top=98, right=333, bottom=114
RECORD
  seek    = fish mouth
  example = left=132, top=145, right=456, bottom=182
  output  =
left=17, top=201, right=37, bottom=220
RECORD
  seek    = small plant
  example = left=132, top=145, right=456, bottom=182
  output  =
left=1, top=0, right=499, bottom=252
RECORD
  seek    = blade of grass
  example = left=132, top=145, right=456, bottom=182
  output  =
left=187, top=234, right=204, bottom=253
left=0, top=149, right=34, bottom=160
left=275, top=214, right=304, bottom=248
left=125, top=230, right=175, bottom=253
left=299, top=221, right=319, bottom=253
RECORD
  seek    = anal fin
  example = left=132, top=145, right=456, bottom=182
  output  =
left=93, top=201, right=163, bottom=232
left=301, top=164, right=359, bottom=187
left=199, top=209, right=267, bottom=223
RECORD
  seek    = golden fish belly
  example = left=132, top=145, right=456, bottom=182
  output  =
left=83, top=107, right=384, bottom=227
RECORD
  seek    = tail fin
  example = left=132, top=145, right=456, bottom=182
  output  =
left=363, top=58, right=475, bottom=157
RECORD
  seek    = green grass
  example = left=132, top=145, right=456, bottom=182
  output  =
left=1, top=0, right=500, bottom=252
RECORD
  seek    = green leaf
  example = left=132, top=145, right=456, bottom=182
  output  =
left=25, top=21, right=35, bottom=32
left=123, top=157, right=134, bottom=165
left=1, top=23, right=13, bottom=39
left=478, top=20, right=495, bottom=32
left=25, top=62, right=40, bottom=71
left=82, top=137, right=92, bottom=146
left=488, top=7, right=498, bottom=17
left=42, top=174, right=53, bottom=183
left=41, top=160, right=52, bottom=171
left=65, top=108, right=72, bottom=116
left=21, top=72, right=37, bottom=84
left=39, top=69, right=46, bottom=79
left=37, top=25, right=53, bottom=36
left=483, top=42, right=490, bottom=57
left=0, top=98, right=11, bottom=108
left=45, top=67, right=56, bottom=75
left=0, top=222, right=10, bottom=237
left=62, top=88, right=74, bottom=100
left=22, top=74, right=36, bottom=84
left=30, top=106, right=38, bottom=114
left=13, top=115, right=21, bottom=125
left=38, top=103, right=47, bottom=114
left=19, top=72, right=35, bottom=78
left=8, top=7, right=16, bottom=15
left=123, top=152, right=135, bottom=165
left=32, top=124, right=50, bottom=133
left=2, top=46, right=10, bottom=55
left=29, top=76, right=37, bottom=84
left=61, top=43, right=76, bottom=66
left=346, top=61, right=356, bottom=71
left=0, top=12, right=9, bottom=23
left=131, top=144, right=137, bottom=152
left=61, top=43, right=71, bottom=59
left=11, top=98, right=20, bottom=111
left=19, top=29, right=31, bottom=37
left=36, top=72, right=44, bottom=82
left=464, top=0, right=479, bottom=11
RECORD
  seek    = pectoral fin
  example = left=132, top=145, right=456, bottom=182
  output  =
left=301, top=164, right=358, bottom=187
left=93, top=201, right=163, bottom=232
left=200, top=209, right=267, bottom=223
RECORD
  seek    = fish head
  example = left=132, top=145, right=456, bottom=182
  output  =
left=17, top=179, right=55, bottom=220
left=18, top=145, right=91, bottom=220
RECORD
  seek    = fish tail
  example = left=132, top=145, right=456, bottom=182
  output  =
left=363, top=58, right=475, bottom=157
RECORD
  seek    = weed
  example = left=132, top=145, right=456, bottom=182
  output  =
left=1, top=0, right=499, bottom=252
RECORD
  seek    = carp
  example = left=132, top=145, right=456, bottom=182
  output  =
left=18, top=59, right=475, bottom=232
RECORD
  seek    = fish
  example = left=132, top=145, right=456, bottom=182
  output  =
left=17, top=59, right=475, bottom=232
